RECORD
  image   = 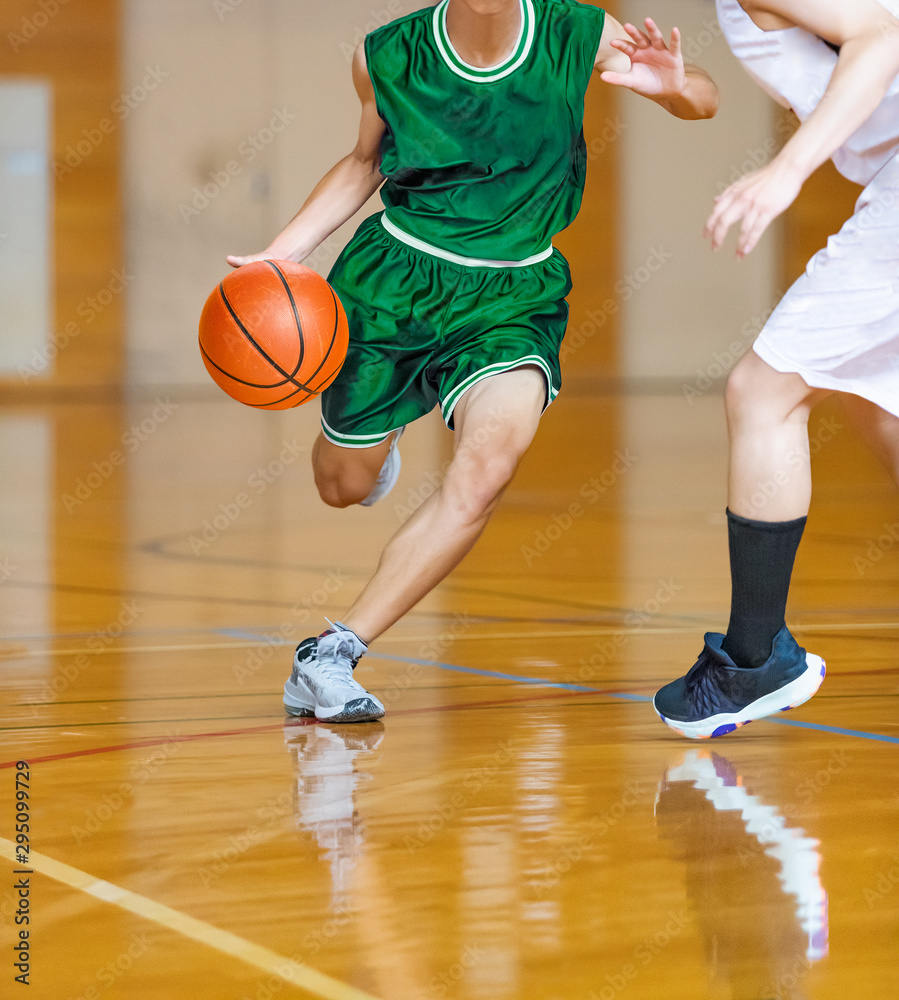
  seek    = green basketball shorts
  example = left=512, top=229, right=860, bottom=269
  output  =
left=319, top=212, right=572, bottom=448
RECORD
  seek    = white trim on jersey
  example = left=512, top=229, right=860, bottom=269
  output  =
left=432, top=0, right=537, bottom=84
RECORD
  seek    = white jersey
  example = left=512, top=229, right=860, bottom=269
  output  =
left=716, top=0, right=899, bottom=184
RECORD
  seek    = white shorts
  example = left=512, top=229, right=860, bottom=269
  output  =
left=754, top=153, right=899, bottom=418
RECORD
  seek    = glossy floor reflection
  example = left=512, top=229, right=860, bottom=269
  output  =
left=0, top=388, right=896, bottom=1000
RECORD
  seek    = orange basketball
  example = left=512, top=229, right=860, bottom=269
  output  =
left=198, top=260, right=349, bottom=409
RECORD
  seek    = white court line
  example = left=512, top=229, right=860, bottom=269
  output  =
left=0, top=839, right=380, bottom=1000
left=1, top=621, right=898, bottom=659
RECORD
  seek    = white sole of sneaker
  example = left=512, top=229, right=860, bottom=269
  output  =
left=315, top=699, right=386, bottom=723
left=283, top=678, right=385, bottom=724
left=654, top=653, right=826, bottom=740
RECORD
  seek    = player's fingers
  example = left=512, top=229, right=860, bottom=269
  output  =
left=708, top=200, right=747, bottom=250
left=610, top=38, right=638, bottom=56
left=599, top=70, right=638, bottom=90
left=704, top=190, right=736, bottom=237
left=226, top=255, right=248, bottom=268
left=669, top=26, right=682, bottom=61
left=738, top=210, right=770, bottom=257
left=622, top=23, right=650, bottom=48
left=643, top=17, right=666, bottom=49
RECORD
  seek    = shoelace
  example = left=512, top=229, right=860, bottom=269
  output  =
left=684, top=650, right=729, bottom=717
left=315, top=636, right=358, bottom=686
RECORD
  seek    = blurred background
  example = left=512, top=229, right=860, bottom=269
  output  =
left=0, top=0, right=861, bottom=391
left=0, top=0, right=868, bottom=640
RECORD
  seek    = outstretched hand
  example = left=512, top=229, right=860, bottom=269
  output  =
left=705, top=160, right=805, bottom=257
left=600, top=18, right=686, bottom=100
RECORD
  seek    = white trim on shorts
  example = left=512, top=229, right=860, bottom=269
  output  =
left=320, top=415, right=401, bottom=450
left=380, top=213, right=554, bottom=269
left=441, top=355, right=559, bottom=426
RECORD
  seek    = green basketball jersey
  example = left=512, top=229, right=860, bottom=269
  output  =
left=365, top=0, right=606, bottom=262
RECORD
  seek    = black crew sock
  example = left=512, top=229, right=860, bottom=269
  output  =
left=721, top=508, right=807, bottom=668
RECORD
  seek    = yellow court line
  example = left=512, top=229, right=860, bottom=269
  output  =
left=2, top=621, right=898, bottom=660
left=0, top=839, right=381, bottom=1000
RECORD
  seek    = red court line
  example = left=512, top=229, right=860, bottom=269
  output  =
left=0, top=686, right=618, bottom=769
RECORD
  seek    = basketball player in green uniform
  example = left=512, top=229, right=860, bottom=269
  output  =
left=229, top=0, right=719, bottom=722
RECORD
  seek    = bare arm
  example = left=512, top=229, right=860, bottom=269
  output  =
left=707, top=0, right=899, bottom=255
left=595, top=16, right=720, bottom=121
left=227, top=44, right=386, bottom=267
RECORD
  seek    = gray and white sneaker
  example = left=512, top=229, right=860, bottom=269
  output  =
left=360, top=427, right=405, bottom=507
left=283, top=622, right=385, bottom=723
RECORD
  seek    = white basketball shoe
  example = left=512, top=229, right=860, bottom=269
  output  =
left=283, top=621, right=385, bottom=723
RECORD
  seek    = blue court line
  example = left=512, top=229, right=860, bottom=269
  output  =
left=369, top=653, right=899, bottom=745
left=214, top=629, right=899, bottom=745
left=367, top=651, right=652, bottom=701
left=764, top=717, right=899, bottom=744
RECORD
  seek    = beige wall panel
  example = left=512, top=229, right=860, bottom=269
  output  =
left=124, top=0, right=424, bottom=385
left=617, top=0, right=778, bottom=380
left=0, top=0, right=123, bottom=389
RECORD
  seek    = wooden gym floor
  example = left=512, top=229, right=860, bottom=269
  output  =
left=1, top=383, right=896, bottom=1000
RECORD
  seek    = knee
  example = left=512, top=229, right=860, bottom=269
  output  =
left=444, top=448, right=520, bottom=520
left=724, top=358, right=762, bottom=423
left=314, top=469, right=371, bottom=508
left=725, top=356, right=800, bottom=428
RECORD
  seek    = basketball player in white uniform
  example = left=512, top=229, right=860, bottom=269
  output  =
left=655, top=0, right=899, bottom=738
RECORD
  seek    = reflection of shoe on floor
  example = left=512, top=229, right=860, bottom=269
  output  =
left=283, top=721, right=385, bottom=826
left=283, top=622, right=385, bottom=723
left=360, top=427, right=405, bottom=507
left=654, top=626, right=825, bottom=740
left=283, top=720, right=385, bottom=898
left=656, top=748, right=829, bottom=963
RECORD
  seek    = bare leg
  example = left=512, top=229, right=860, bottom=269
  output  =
left=726, top=351, right=830, bottom=520
left=338, top=367, right=547, bottom=642
left=312, top=432, right=397, bottom=508
left=841, top=395, right=899, bottom=486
